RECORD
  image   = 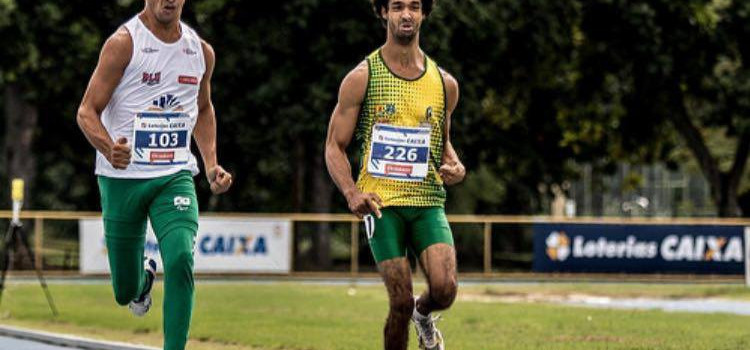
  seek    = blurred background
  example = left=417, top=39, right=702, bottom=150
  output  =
left=1, top=3, right=750, bottom=349
left=0, top=0, right=749, bottom=274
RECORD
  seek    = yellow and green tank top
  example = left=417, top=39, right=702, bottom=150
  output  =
left=355, top=49, right=447, bottom=207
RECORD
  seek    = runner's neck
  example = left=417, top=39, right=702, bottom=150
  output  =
left=380, top=43, right=424, bottom=79
left=139, top=11, right=182, bottom=44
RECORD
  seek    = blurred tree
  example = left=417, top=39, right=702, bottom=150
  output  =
left=569, top=0, right=749, bottom=217
left=192, top=0, right=381, bottom=268
left=1, top=0, right=746, bottom=224
left=187, top=0, right=585, bottom=264
left=423, top=0, right=582, bottom=215
left=0, top=0, right=139, bottom=209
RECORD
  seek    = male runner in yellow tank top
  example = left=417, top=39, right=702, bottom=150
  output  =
left=325, top=1, right=464, bottom=349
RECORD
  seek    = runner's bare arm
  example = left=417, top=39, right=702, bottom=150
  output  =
left=76, top=28, right=132, bottom=169
left=194, top=40, right=232, bottom=194
left=325, top=61, right=383, bottom=218
left=438, top=70, right=465, bottom=185
left=193, top=41, right=218, bottom=171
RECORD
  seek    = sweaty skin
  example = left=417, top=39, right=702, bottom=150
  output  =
left=76, top=0, right=232, bottom=193
left=324, top=1, right=464, bottom=349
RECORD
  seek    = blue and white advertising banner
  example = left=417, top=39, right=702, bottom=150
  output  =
left=533, top=223, right=748, bottom=274
left=80, top=217, right=291, bottom=274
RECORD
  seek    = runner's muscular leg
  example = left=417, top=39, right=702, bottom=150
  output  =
left=379, top=257, right=414, bottom=350
left=416, top=243, right=457, bottom=315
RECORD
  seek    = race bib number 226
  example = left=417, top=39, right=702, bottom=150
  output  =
left=367, top=124, right=431, bottom=181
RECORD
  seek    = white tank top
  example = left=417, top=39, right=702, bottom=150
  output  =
left=95, top=16, right=205, bottom=178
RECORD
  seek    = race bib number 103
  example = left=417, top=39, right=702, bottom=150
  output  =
left=132, top=112, right=190, bottom=165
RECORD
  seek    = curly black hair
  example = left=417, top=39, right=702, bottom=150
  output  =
left=371, top=0, right=435, bottom=18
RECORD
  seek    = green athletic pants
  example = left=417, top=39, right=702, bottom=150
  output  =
left=97, top=170, right=198, bottom=350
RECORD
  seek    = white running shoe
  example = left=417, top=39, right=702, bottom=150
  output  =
left=413, top=307, right=445, bottom=350
left=128, top=258, right=157, bottom=317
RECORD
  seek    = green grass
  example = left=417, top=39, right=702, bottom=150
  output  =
left=1, top=282, right=750, bottom=349
left=465, top=282, right=750, bottom=300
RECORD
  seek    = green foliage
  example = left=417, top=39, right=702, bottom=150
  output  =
left=569, top=0, right=750, bottom=215
left=189, top=0, right=381, bottom=211
left=426, top=0, right=581, bottom=214
left=0, top=0, right=746, bottom=216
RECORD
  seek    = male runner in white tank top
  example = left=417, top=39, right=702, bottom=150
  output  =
left=76, top=1, right=232, bottom=349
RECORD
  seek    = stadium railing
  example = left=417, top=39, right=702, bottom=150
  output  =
left=0, top=211, right=748, bottom=281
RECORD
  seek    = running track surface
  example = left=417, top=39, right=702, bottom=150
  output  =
left=0, top=334, right=74, bottom=349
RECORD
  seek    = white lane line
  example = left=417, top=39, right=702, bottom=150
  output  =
left=0, top=325, right=159, bottom=350
left=0, top=335, right=68, bottom=350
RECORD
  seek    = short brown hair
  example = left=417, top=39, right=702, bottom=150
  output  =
left=371, top=0, right=435, bottom=18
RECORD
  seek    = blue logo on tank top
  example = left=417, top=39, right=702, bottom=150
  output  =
left=152, top=94, right=181, bottom=110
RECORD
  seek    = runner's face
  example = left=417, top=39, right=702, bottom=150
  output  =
left=146, top=0, right=184, bottom=24
left=382, top=0, right=423, bottom=44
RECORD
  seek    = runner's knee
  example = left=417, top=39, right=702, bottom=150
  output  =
left=429, top=279, right=457, bottom=309
left=158, top=225, right=196, bottom=276
left=164, top=249, right=193, bottom=274
left=389, top=292, right=415, bottom=316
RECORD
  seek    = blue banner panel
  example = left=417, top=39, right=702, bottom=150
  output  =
left=533, top=223, right=747, bottom=274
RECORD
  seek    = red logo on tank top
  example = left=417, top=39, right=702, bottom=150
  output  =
left=178, top=75, right=199, bottom=85
left=142, top=72, right=161, bottom=86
